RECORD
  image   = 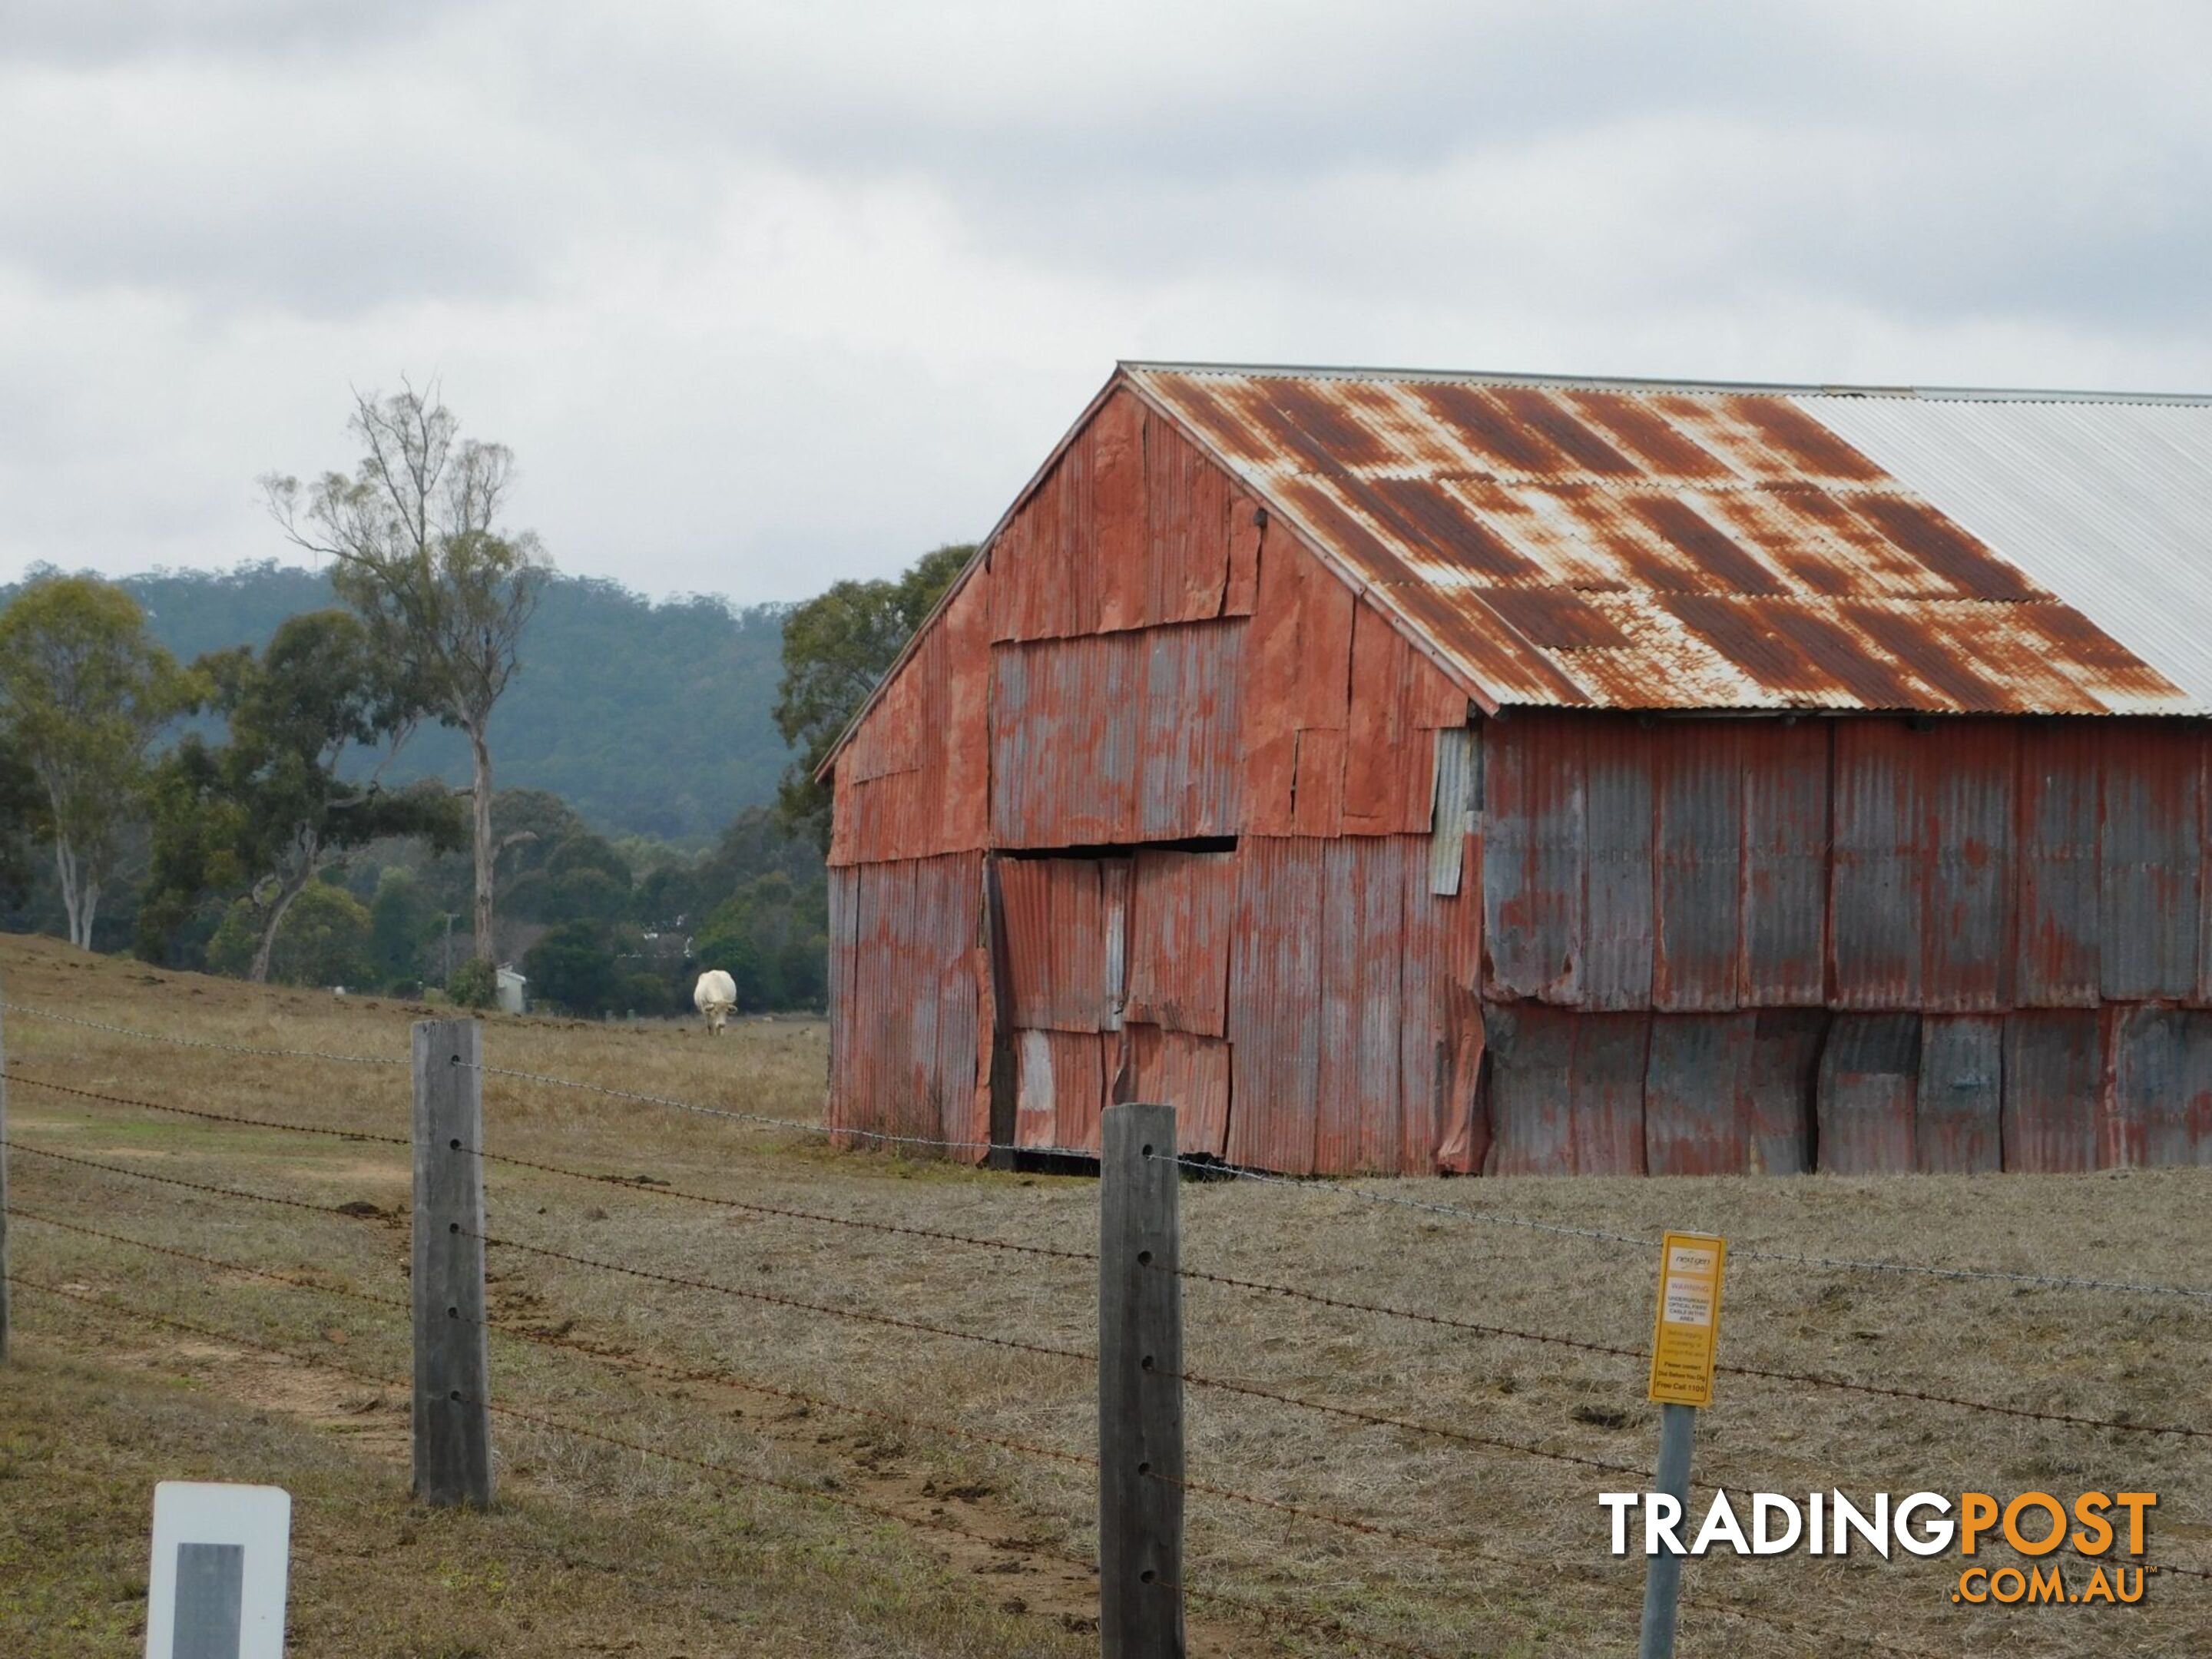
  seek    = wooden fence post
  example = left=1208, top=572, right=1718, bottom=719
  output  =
left=1098, top=1101, right=1184, bottom=1659
left=412, top=1018, right=493, bottom=1507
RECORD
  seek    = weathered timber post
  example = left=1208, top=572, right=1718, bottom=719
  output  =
left=412, top=1018, right=492, bottom=1506
left=1099, top=1101, right=1184, bottom=1659
left=1, top=995, right=11, bottom=1364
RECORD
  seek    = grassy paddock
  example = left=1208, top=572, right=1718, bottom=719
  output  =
left=0, top=931, right=2205, bottom=1657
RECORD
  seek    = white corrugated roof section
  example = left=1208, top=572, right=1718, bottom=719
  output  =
left=1800, top=393, right=2212, bottom=713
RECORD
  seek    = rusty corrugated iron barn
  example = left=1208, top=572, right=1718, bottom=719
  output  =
left=820, top=363, right=2212, bottom=1177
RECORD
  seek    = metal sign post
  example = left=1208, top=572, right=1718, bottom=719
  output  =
left=144, top=1482, right=291, bottom=1659
left=1638, top=1232, right=1726, bottom=1659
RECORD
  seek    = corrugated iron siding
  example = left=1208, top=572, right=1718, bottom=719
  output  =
left=989, top=388, right=1262, bottom=643
left=1016, top=1027, right=1106, bottom=1154
left=1915, top=1015, right=2003, bottom=1173
left=991, top=623, right=1245, bottom=847
left=996, top=856, right=1129, bottom=1032
left=830, top=575, right=994, bottom=868
left=828, top=365, right=2212, bottom=1179
left=826, top=854, right=985, bottom=1153
left=1644, top=1015, right=1750, bottom=1176
left=1121, top=1025, right=1232, bottom=1158
left=1227, top=836, right=1476, bottom=1175
left=2104, top=1007, right=2212, bottom=1169
left=1124, top=850, right=1233, bottom=1036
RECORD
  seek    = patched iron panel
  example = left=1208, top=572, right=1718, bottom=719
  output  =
left=1581, top=721, right=1654, bottom=1010
left=1922, top=724, right=2015, bottom=1012
left=1570, top=1012, right=1651, bottom=1174
left=1644, top=1014, right=1750, bottom=1175
left=2016, top=722, right=2103, bottom=1006
left=1484, top=1005, right=1648, bottom=1175
left=1916, top=1015, right=2003, bottom=1173
left=1482, top=1003, right=1577, bottom=1176
left=1016, top=1027, right=1106, bottom=1153
left=1226, top=836, right=1326, bottom=1174
left=1738, top=721, right=1830, bottom=1004
left=2105, top=1005, right=2212, bottom=1168
left=1119, top=1024, right=1231, bottom=1157
left=1482, top=714, right=1584, bottom=1003
left=991, top=621, right=1244, bottom=849
left=996, top=856, right=1129, bottom=1032
left=1830, top=722, right=1922, bottom=1008
left=1652, top=724, right=1742, bottom=1010
left=1124, top=850, right=1234, bottom=1037
left=826, top=853, right=985, bottom=1157
left=2099, top=724, right=2202, bottom=1002
left=2001, top=1010, right=2101, bottom=1173
left=1816, top=1012, right=1919, bottom=1174
left=1747, top=1010, right=1824, bottom=1174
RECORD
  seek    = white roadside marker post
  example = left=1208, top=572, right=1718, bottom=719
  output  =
left=144, top=1482, right=291, bottom=1659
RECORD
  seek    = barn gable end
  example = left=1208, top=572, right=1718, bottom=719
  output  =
left=826, top=379, right=1479, bottom=1171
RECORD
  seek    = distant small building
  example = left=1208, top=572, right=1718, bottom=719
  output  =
left=495, top=965, right=528, bottom=1016
left=819, top=363, right=2212, bottom=1177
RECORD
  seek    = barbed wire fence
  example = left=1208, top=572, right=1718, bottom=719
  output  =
left=1, top=994, right=2205, bottom=1657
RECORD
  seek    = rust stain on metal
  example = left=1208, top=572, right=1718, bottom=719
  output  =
left=823, top=363, right=2212, bottom=1180
left=1126, top=366, right=2192, bottom=716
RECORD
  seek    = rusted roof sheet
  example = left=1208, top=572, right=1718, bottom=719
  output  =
left=1124, top=363, right=2211, bottom=716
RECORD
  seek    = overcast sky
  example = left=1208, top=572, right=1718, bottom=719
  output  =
left=3, top=1, right=2208, bottom=605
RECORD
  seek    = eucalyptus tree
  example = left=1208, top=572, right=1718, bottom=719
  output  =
left=143, top=609, right=464, bottom=982
left=0, top=575, right=186, bottom=947
left=265, top=386, right=546, bottom=962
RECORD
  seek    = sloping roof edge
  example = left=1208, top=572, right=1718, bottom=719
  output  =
left=814, top=370, right=1130, bottom=783
left=1121, top=359, right=2212, bottom=406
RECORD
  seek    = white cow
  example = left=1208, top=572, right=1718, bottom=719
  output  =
left=693, top=969, right=737, bottom=1035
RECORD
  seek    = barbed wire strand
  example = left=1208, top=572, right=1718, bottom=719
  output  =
left=7, top=991, right=2198, bottom=1301
left=4, top=1071, right=408, bottom=1146
left=0, top=1000, right=405, bottom=1066
left=485, top=1314, right=1100, bottom=1472
left=1172, top=1582, right=1468, bottom=1659
left=1164, top=1259, right=2212, bottom=1442
left=3, top=1138, right=398, bottom=1222
left=459, top=1055, right=1088, bottom=1161
left=466, top=1141, right=1094, bottom=1264
left=8, top=1207, right=407, bottom=1313
left=1157, top=1154, right=2212, bottom=1303
left=13, top=1275, right=407, bottom=1393
left=1164, top=1361, right=1647, bottom=1479
left=467, top=1227, right=1096, bottom=1366
left=479, top=1394, right=1094, bottom=1565
left=10, top=1275, right=1098, bottom=1581
left=4, top=1068, right=1083, bottom=1265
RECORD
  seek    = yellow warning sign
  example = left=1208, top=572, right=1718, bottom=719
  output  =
left=1647, top=1231, right=1727, bottom=1407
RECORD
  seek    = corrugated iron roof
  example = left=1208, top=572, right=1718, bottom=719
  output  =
left=1123, top=363, right=2212, bottom=717
left=1803, top=394, right=2212, bottom=712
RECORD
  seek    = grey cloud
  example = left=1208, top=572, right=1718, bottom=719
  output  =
left=0, top=0, right=2208, bottom=601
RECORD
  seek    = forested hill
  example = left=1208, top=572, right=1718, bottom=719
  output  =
left=115, top=562, right=794, bottom=841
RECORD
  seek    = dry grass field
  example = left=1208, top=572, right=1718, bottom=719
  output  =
left=0, top=929, right=2206, bottom=1657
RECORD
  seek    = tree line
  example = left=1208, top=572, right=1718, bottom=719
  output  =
left=0, top=385, right=968, bottom=1017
